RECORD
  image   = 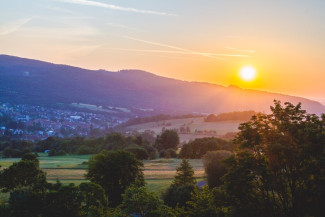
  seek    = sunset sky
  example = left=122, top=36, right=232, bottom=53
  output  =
left=1, top=0, right=324, bottom=103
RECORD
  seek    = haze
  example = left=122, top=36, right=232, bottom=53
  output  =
left=1, top=0, right=324, bottom=103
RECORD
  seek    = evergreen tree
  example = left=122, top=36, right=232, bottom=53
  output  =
left=163, top=159, right=196, bottom=208
left=173, top=159, right=196, bottom=186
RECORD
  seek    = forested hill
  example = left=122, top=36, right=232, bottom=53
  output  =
left=0, top=54, right=324, bottom=115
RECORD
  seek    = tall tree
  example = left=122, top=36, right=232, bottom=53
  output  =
left=163, top=159, right=196, bottom=208
left=173, top=159, right=196, bottom=186
left=223, top=101, right=325, bottom=217
left=86, top=150, right=145, bottom=207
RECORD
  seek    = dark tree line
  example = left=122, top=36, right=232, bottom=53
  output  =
left=205, top=110, right=257, bottom=122
left=179, top=137, right=234, bottom=159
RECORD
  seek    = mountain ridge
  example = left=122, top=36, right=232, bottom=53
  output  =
left=0, top=54, right=324, bottom=115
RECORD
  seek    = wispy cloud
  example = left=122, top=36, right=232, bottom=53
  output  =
left=225, top=46, right=256, bottom=53
left=106, top=22, right=145, bottom=32
left=114, top=48, right=251, bottom=58
left=123, top=36, right=252, bottom=61
left=59, top=0, right=175, bottom=16
left=45, top=6, right=79, bottom=15
left=0, top=18, right=32, bottom=36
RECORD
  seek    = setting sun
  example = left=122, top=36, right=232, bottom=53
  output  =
left=239, top=66, right=257, bottom=82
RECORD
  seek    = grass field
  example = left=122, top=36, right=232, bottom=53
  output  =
left=125, top=117, right=241, bottom=142
left=0, top=155, right=205, bottom=193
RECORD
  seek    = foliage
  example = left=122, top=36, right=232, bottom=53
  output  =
left=179, top=137, right=233, bottom=159
left=222, top=101, right=325, bottom=217
left=119, top=114, right=203, bottom=128
left=86, top=150, right=145, bottom=207
left=173, top=159, right=196, bottom=186
left=204, top=110, right=256, bottom=122
left=124, top=146, right=149, bottom=160
left=0, top=153, right=47, bottom=193
left=159, top=148, right=177, bottom=158
left=163, top=184, right=195, bottom=208
left=203, top=150, right=232, bottom=188
left=163, top=159, right=196, bottom=208
left=185, top=186, right=222, bottom=217
left=120, top=185, right=175, bottom=217
left=155, top=130, right=180, bottom=151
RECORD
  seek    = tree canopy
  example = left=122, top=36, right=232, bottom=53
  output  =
left=85, top=150, right=145, bottom=207
left=155, top=130, right=179, bottom=151
left=222, top=101, right=325, bottom=217
left=179, top=137, right=233, bottom=159
left=0, top=153, right=46, bottom=193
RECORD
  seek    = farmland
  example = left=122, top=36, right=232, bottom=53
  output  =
left=0, top=154, right=205, bottom=193
left=124, top=117, right=241, bottom=143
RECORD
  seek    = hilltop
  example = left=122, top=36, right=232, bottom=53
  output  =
left=1, top=54, right=324, bottom=115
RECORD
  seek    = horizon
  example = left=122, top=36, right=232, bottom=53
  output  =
left=1, top=53, right=325, bottom=106
left=1, top=0, right=324, bottom=103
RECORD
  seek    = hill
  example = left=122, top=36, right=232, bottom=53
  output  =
left=1, top=54, right=324, bottom=115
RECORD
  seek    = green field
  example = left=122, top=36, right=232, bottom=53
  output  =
left=0, top=155, right=205, bottom=193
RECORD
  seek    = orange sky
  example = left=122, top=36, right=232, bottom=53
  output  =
left=1, top=0, right=324, bottom=103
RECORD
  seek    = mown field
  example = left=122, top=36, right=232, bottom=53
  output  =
left=0, top=154, right=205, bottom=194
left=125, top=117, right=241, bottom=143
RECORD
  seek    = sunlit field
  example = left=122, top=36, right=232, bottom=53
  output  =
left=0, top=155, right=205, bottom=193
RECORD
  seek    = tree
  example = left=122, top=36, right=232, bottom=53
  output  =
left=173, top=159, right=196, bottom=186
left=120, top=185, right=175, bottom=217
left=202, top=150, right=232, bottom=188
left=0, top=153, right=47, bottom=193
left=155, top=130, right=179, bottom=151
left=185, top=186, right=221, bottom=217
left=179, top=137, right=232, bottom=159
left=78, top=182, right=108, bottom=216
left=163, top=159, right=196, bottom=208
left=86, top=150, right=145, bottom=207
left=44, top=184, right=82, bottom=217
left=223, top=101, right=325, bottom=217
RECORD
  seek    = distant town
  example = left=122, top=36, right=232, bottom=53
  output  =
left=0, top=102, right=133, bottom=141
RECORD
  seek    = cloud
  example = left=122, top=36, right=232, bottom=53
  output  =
left=123, top=36, right=252, bottom=61
left=225, top=46, right=256, bottom=53
left=114, top=48, right=250, bottom=58
left=106, top=22, right=145, bottom=32
left=59, top=0, right=175, bottom=16
left=0, top=18, right=32, bottom=36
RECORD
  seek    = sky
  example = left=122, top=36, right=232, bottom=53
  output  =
left=1, top=0, right=325, bottom=103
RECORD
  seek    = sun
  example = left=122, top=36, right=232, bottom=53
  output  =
left=239, top=66, right=257, bottom=82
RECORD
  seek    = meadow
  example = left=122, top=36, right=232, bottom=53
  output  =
left=125, top=117, right=240, bottom=143
left=0, top=154, right=205, bottom=194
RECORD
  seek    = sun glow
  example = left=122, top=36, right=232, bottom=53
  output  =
left=239, top=66, right=257, bottom=82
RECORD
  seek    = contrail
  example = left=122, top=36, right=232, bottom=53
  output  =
left=59, top=0, right=175, bottom=16
left=0, top=17, right=32, bottom=35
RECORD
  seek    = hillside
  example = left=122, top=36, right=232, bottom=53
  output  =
left=1, top=54, right=324, bottom=115
left=124, top=117, right=241, bottom=143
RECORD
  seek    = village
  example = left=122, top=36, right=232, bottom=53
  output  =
left=0, top=102, right=129, bottom=141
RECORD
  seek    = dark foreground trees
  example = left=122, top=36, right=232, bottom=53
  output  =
left=203, top=150, right=232, bottom=188
left=0, top=153, right=46, bottom=193
left=221, top=101, right=325, bottom=217
left=86, top=150, right=145, bottom=207
left=1, top=101, right=324, bottom=217
left=163, top=159, right=197, bottom=208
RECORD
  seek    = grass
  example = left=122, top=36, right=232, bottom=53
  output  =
left=0, top=155, right=205, bottom=193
